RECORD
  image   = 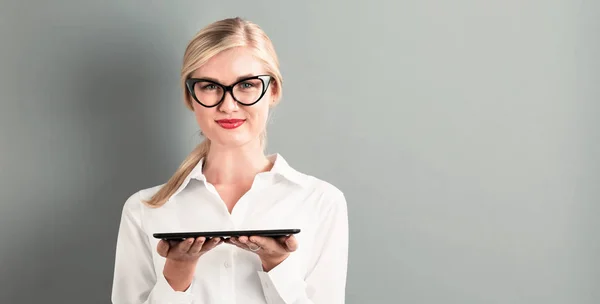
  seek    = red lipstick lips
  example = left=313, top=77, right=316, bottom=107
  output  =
left=215, top=119, right=245, bottom=129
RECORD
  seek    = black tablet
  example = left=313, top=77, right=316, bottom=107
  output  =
left=153, top=229, right=301, bottom=241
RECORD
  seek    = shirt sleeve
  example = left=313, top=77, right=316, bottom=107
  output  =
left=111, top=191, right=196, bottom=304
left=257, top=191, right=349, bottom=304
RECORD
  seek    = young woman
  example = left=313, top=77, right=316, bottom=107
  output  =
left=111, top=17, right=349, bottom=304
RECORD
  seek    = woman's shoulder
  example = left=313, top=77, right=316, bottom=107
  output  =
left=303, top=174, right=345, bottom=200
left=291, top=171, right=349, bottom=226
left=120, top=183, right=166, bottom=215
left=274, top=153, right=345, bottom=201
left=285, top=166, right=347, bottom=212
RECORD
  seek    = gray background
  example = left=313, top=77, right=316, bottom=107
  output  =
left=0, top=1, right=598, bottom=303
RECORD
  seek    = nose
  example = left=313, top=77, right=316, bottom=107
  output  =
left=218, top=91, right=238, bottom=113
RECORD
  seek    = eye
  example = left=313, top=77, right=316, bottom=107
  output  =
left=202, top=84, right=217, bottom=90
left=240, top=82, right=254, bottom=89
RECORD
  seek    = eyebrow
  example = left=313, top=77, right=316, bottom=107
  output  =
left=193, top=74, right=258, bottom=84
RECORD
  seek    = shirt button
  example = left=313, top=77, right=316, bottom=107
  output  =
left=224, top=261, right=230, bottom=268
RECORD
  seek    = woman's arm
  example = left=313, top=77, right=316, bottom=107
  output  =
left=257, top=191, right=349, bottom=304
left=111, top=191, right=195, bottom=304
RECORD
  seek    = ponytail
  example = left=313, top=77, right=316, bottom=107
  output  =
left=143, top=139, right=211, bottom=207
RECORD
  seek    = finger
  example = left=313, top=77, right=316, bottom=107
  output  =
left=157, top=240, right=170, bottom=257
left=229, top=237, right=244, bottom=247
left=238, top=236, right=263, bottom=251
left=249, top=236, right=281, bottom=252
left=229, top=237, right=252, bottom=251
left=237, top=236, right=255, bottom=249
left=237, top=236, right=249, bottom=244
left=200, top=237, right=222, bottom=252
left=283, top=235, right=298, bottom=252
left=274, top=235, right=297, bottom=252
left=188, top=237, right=206, bottom=254
left=177, top=238, right=194, bottom=253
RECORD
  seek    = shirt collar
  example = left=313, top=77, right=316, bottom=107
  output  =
left=171, top=153, right=308, bottom=199
left=265, top=153, right=308, bottom=187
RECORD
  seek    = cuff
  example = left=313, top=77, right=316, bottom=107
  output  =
left=152, top=274, right=195, bottom=304
left=257, top=255, right=306, bottom=304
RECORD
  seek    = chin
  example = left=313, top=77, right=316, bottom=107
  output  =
left=211, top=134, right=257, bottom=148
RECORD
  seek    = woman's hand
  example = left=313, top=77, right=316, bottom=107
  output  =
left=227, top=235, right=298, bottom=272
left=157, top=237, right=222, bottom=291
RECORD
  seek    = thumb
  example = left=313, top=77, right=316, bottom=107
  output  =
left=283, top=236, right=298, bottom=252
left=157, top=240, right=170, bottom=257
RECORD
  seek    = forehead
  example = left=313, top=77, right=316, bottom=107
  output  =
left=191, top=47, right=266, bottom=83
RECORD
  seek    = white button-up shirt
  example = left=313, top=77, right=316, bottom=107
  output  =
left=111, top=154, right=349, bottom=304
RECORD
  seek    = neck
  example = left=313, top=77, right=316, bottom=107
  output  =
left=202, top=138, right=272, bottom=185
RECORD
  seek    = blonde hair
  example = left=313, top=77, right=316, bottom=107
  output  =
left=145, top=17, right=283, bottom=207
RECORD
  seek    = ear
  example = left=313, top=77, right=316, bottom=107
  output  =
left=270, top=79, right=280, bottom=99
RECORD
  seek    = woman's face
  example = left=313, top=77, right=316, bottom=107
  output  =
left=189, top=47, right=274, bottom=149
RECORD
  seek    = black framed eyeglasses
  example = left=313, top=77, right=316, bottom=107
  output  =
left=185, top=75, right=272, bottom=108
